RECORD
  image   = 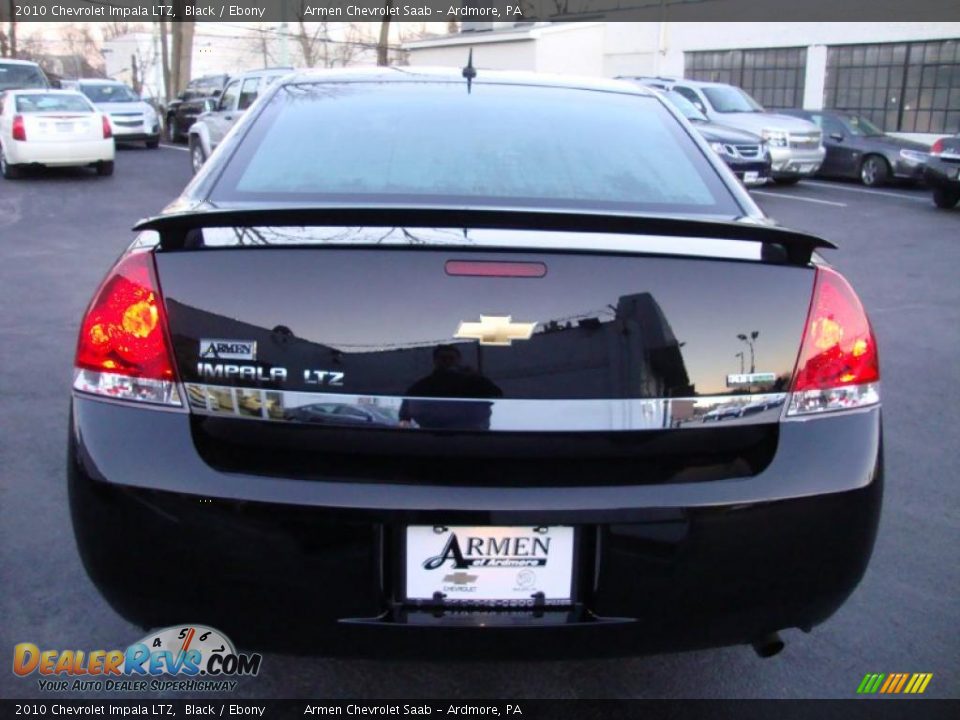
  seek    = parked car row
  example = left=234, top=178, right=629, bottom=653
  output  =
left=617, top=74, right=959, bottom=211
left=620, top=76, right=826, bottom=185
left=2, top=57, right=956, bottom=209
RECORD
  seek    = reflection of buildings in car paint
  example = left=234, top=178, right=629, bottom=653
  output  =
left=167, top=291, right=692, bottom=421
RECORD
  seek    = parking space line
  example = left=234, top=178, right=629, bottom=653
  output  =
left=751, top=191, right=846, bottom=207
left=802, top=180, right=927, bottom=202
left=160, top=144, right=189, bottom=152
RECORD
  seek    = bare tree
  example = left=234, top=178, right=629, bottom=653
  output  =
left=100, top=22, right=143, bottom=44
left=157, top=19, right=171, bottom=101
left=377, top=0, right=393, bottom=67
left=1, top=0, right=17, bottom=58
left=295, top=17, right=330, bottom=68
left=169, top=2, right=196, bottom=95
left=252, top=23, right=275, bottom=68
left=291, top=15, right=368, bottom=69
left=61, top=25, right=104, bottom=77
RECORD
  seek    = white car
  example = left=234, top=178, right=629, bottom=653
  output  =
left=187, top=67, right=292, bottom=173
left=0, top=89, right=115, bottom=179
left=76, top=79, right=161, bottom=148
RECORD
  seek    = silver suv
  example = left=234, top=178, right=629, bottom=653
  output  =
left=187, top=67, right=292, bottom=173
left=622, top=77, right=825, bottom=184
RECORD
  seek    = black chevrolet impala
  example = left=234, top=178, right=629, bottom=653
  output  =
left=68, top=68, right=882, bottom=658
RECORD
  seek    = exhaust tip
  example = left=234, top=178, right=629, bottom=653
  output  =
left=752, top=632, right=785, bottom=658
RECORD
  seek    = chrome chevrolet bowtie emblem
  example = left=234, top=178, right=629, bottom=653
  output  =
left=443, top=572, right=478, bottom=585
left=455, top=315, right=537, bottom=346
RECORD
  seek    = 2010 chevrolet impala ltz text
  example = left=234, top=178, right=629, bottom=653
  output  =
left=68, top=66, right=882, bottom=658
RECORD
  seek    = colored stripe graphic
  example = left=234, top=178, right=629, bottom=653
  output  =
left=858, top=673, right=932, bottom=694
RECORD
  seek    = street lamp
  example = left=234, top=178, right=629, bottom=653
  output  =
left=737, top=331, right=759, bottom=374
left=735, top=351, right=745, bottom=374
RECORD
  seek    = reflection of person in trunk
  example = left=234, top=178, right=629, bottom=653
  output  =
left=399, top=344, right=502, bottom=430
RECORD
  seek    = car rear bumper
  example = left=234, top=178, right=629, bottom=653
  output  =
left=113, top=130, right=161, bottom=142
left=69, top=395, right=882, bottom=656
left=924, top=159, right=960, bottom=188
left=7, top=139, right=114, bottom=166
left=892, top=157, right=929, bottom=181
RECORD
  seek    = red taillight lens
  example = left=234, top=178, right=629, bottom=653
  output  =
left=74, top=252, right=180, bottom=406
left=102, top=115, right=112, bottom=139
left=787, top=266, right=879, bottom=416
left=930, top=138, right=945, bottom=156
left=12, top=114, right=26, bottom=141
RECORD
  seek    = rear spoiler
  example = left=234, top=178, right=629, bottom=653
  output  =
left=135, top=206, right=835, bottom=265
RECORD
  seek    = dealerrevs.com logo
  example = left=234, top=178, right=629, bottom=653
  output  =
left=13, top=625, right=261, bottom=692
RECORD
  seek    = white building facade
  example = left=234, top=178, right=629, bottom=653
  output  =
left=406, top=22, right=960, bottom=141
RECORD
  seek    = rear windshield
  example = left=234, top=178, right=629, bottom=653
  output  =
left=211, top=82, right=741, bottom=216
left=15, top=94, right=93, bottom=113
left=81, top=84, right=138, bottom=103
left=0, top=63, right=48, bottom=91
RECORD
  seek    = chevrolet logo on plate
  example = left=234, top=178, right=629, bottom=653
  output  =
left=455, top=316, right=536, bottom=346
left=443, top=572, right=478, bottom=585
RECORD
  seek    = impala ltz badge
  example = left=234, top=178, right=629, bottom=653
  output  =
left=199, top=338, right=257, bottom=361
left=455, top=315, right=536, bottom=346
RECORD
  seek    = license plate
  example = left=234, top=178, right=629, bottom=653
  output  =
left=743, top=171, right=760, bottom=183
left=56, top=122, right=74, bottom=133
left=405, top=525, right=574, bottom=603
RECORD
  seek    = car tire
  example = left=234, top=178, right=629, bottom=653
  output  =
left=0, top=146, right=21, bottom=179
left=859, top=155, right=889, bottom=187
left=932, top=186, right=960, bottom=209
left=166, top=117, right=181, bottom=143
left=96, top=160, right=114, bottom=177
left=774, top=177, right=801, bottom=185
left=146, top=137, right=160, bottom=149
left=189, top=137, right=207, bottom=174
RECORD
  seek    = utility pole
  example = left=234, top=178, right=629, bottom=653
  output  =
left=279, top=1, right=289, bottom=66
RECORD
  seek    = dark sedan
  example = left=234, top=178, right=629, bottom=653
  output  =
left=165, top=73, right=229, bottom=143
left=659, top=89, right=771, bottom=186
left=782, top=109, right=930, bottom=186
left=68, top=69, right=882, bottom=659
left=924, top=134, right=960, bottom=209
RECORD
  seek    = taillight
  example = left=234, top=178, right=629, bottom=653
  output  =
left=73, top=251, right=181, bottom=406
left=102, top=115, right=112, bottom=139
left=12, top=115, right=26, bottom=141
left=930, top=138, right=945, bottom=156
left=787, top=266, right=879, bottom=416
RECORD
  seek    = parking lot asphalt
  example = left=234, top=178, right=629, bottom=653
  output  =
left=1, top=147, right=957, bottom=700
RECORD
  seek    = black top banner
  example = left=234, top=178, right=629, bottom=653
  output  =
left=1, top=700, right=959, bottom=720
left=4, top=0, right=960, bottom=23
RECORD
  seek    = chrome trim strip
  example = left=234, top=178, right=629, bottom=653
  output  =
left=184, top=383, right=788, bottom=432
left=197, top=226, right=765, bottom=261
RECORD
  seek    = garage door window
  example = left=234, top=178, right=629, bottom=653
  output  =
left=825, top=39, right=960, bottom=134
left=685, top=48, right=807, bottom=110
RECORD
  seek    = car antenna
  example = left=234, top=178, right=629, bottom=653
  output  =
left=462, top=49, right=477, bottom=94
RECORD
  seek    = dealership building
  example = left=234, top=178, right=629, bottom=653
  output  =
left=405, top=22, right=960, bottom=142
